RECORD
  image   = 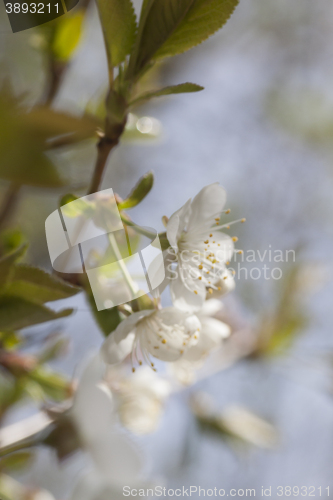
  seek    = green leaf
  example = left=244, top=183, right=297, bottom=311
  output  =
left=158, top=232, right=170, bottom=251
left=0, top=245, right=27, bottom=290
left=7, top=265, right=80, bottom=304
left=24, top=107, right=100, bottom=144
left=0, top=297, right=73, bottom=331
left=96, top=0, right=137, bottom=67
left=0, top=85, right=100, bottom=187
left=59, top=193, right=78, bottom=208
left=155, top=0, right=239, bottom=59
left=130, top=82, right=203, bottom=105
left=52, top=11, right=84, bottom=62
left=118, top=171, right=154, bottom=210
left=0, top=451, right=34, bottom=472
left=86, top=289, right=121, bottom=337
left=29, top=367, right=71, bottom=401
left=0, top=331, right=21, bottom=350
left=129, top=0, right=238, bottom=77
left=0, top=229, right=25, bottom=256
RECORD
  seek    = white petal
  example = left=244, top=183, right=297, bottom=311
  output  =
left=167, top=198, right=191, bottom=247
left=101, top=311, right=149, bottom=364
left=200, top=317, right=231, bottom=341
left=187, top=183, right=227, bottom=232
left=70, top=470, right=103, bottom=500
left=214, top=269, right=236, bottom=296
left=183, top=317, right=230, bottom=362
left=208, top=232, right=234, bottom=263
left=89, top=432, right=143, bottom=485
left=170, top=274, right=205, bottom=312
left=72, top=355, right=114, bottom=444
left=199, top=298, right=223, bottom=317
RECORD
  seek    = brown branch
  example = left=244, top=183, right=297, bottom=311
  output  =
left=87, top=134, right=122, bottom=195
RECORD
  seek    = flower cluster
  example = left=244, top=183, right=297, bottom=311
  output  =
left=101, top=183, right=238, bottom=371
left=70, top=183, right=242, bottom=498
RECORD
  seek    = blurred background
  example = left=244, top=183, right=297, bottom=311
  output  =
left=1, top=0, right=333, bottom=497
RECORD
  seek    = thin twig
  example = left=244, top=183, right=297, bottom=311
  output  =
left=87, top=136, right=119, bottom=195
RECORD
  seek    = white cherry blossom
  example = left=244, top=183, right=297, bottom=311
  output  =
left=101, top=308, right=201, bottom=367
left=107, top=366, right=171, bottom=435
left=70, top=355, right=151, bottom=500
left=166, top=183, right=239, bottom=312
left=170, top=299, right=231, bottom=384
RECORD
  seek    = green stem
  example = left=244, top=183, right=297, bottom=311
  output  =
left=120, top=214, right=156, bottom=239
left=107, top=233, right=138, bottom=297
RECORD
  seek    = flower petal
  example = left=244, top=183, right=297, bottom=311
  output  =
left=170, top=274, right=205, bottom=312
left=167, top=198, right=191, bottom=247
left=71, top=354, right=114, bottom=444
left=90, top=432, right=143, bottom=485
left=101, top=311, right=149, bottom=364
left=183, top=317, right=230, bottom=362
left=199, top=298, right=223, bottom=317
left=187, top=183, right=227, bottom=232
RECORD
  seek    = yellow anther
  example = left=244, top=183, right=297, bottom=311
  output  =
left=223, top=276, right=228, bottom=280
left=208, top=288, right=213, bottom=294
left=198, top=264, right=203, bottom=270
left=162, top=339, right=167, bottom=344
left=225, top=209, right=231, bottom=214
left=139, top=361, right=143, bottom=365
left=132, top=367, right=136, bottom=373
left=199, top=277, right=202, bottom=280
left=194, top=290, right=198, bottom=295
left=151, top=362, right=154, bottom=367
left=241, top=218, right=246, bottom=223
left=194, top=335, right=198, bottom=339
left=210, top=233, right=213, bottom=237
left=204, top=240, right=209, bottom=244
left=218, top=286, right=221, bottom=291
left=218, top=243, right=220, bottom=246
left=226, top=261, right=230, bottom=265
left=180, top=350, right=184, bottom=354
left=215, top=217, right=220, bottom=221
left=232, top=237, right=238, bottom=242
left=238, top=250, right=243, bottom=254
left=226, top=225, right=230, bottom=229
